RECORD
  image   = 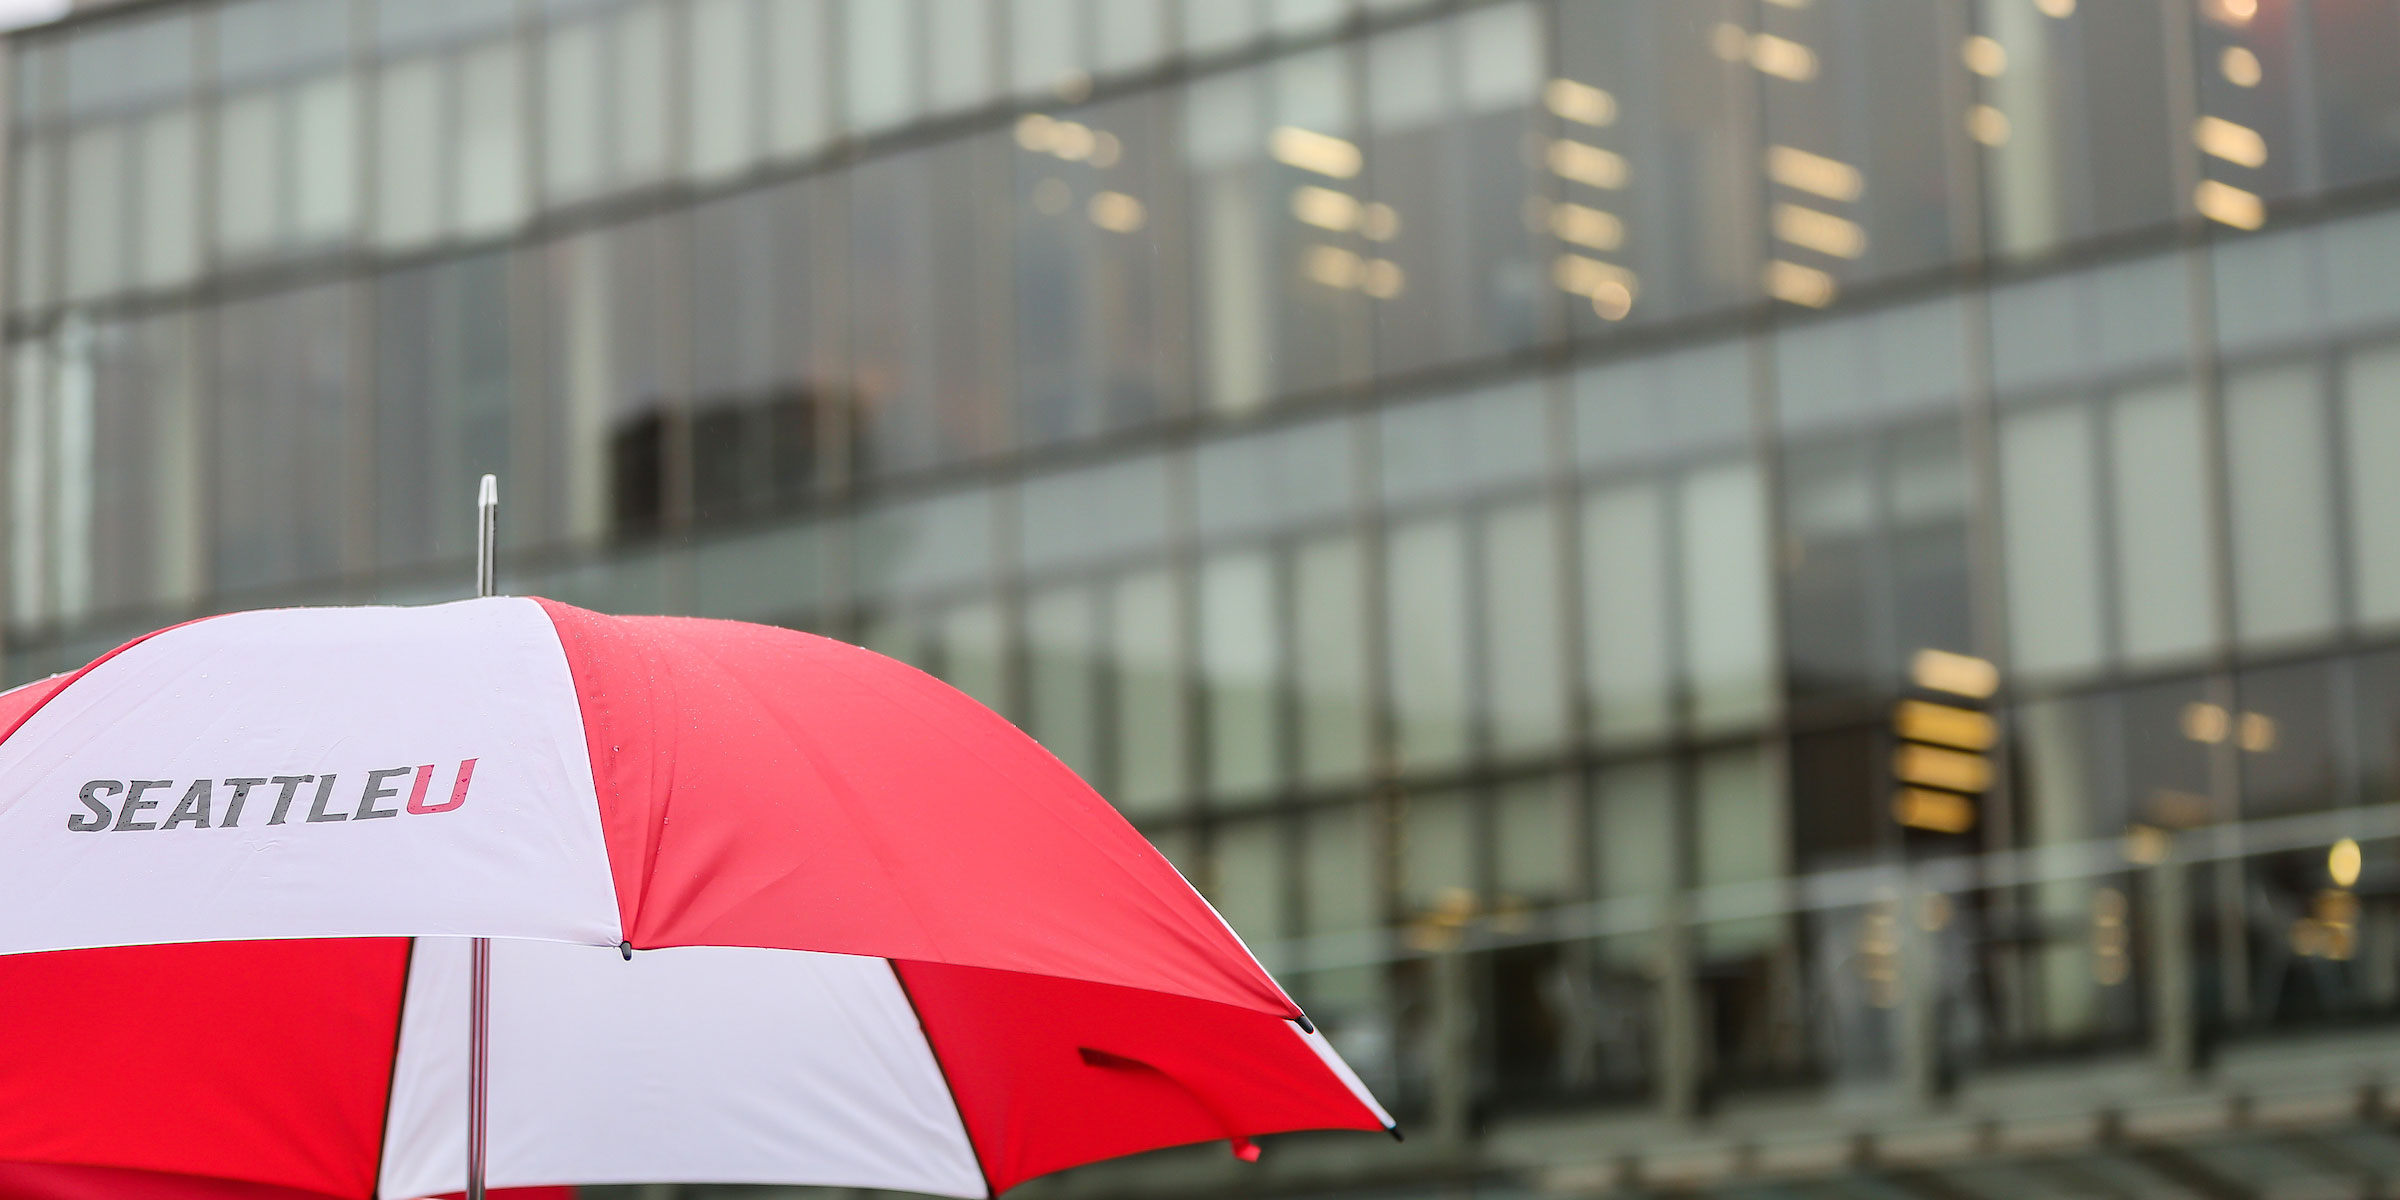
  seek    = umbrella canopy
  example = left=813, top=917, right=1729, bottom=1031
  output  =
left=0, top=598, right=1389, bottom=1199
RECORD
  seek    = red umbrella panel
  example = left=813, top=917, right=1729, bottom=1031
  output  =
left=0, top=600, right=1390, bottom=1198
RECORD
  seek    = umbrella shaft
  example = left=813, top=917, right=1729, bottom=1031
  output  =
left=467, top=935, right=491, bottom=1200
left=468, top=477, right=497, bottom=1200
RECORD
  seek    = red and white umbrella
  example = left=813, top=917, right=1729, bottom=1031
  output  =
left=0, top=593, right=1390, bottom=1198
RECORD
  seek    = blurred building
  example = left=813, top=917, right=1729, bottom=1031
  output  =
left=11, top=0, right=2400, bottom=1196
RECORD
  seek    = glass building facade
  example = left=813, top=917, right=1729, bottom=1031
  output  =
left=15, top=0, right=2400, bottom=1195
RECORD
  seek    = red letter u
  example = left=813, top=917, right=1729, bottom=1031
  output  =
left=406, top=759, right=476, bottom=815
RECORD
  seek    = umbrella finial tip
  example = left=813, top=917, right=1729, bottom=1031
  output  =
left=619, top=940, right=633, bottom=960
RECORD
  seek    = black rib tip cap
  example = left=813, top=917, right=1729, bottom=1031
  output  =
left=619, top=940, right=634, bottom=960
left=1293, top=1013, right=1316, bottom=1034
left=1387, top=1125, right=1404, bottom=1143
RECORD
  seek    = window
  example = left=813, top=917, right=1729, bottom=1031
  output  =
left=375, top=57, right=445, bottom=249
left=1400, top=788, right=1477, bottom=917
left=2001, top=403, right=2106, bottom=676
left=292, top=75, right=356, bottom=245
left=1294, top=534, right=1371, bottom=787
left=1212, top=814, right=1288, bottom=942
left=1973, top=0, right=2177, bottom=255
left=1555, top=3, right=1760, bottom=325
left=2351, top=345, right=2400, bottom=626
left=1583, top=481, right=1672, bottom=744
left=1364, top=3, right=1550, bottom=376
left=614, top=3, right=670, bottom=182
left=847, top=137, right=1010, bottom=474
left=1680, top=463, right=1776, bottom=731
left=375, top=254, right=516, bottom=571
left=764, top=0, right=831, bottom=158
left=543, top=19, right=604, bottom=200
left=1386, top=516, right=1472, bottom=770
left=135, top=108, right=197, bottom=289
left=2226, top=363, right=2337, bottom=644
left=1111, top=569, right=1188, bottom=815
left=1013, top=91, right=1186, bottom=446
left=844, top=0, right=918, bottom=135
left=1485, top=500, right=1568, bottom=757
left=927, top=0, right=994, bottom=113
left=13, top=139, right=53, bottom=312
left=213, top=285, right=354, bottom=589
left=1695, top=746, right=1782, bottom=955
left=65, top=122, right=125, bottom=301
left=456, top=42, right=524, bottom=236
left=1201, top=549, right=1281, bottom=797
left=2109, top=383, right=2216, bottom=664
left=687, top=0, right=757, bottom=181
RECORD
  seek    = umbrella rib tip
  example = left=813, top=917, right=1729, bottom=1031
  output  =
left=619, top=940, right=633, bottom=961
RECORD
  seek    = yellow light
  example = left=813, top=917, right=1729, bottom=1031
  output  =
left=1709, top=21, right=1750, bottom=63
left=1766, top=144, right=1864, bottom=202
left=1773, top=202, right=1868, bottom=258
left=2035, top=0, right=2075, bottom=15
left=1895, top=699, right=1997, bottom=751
left=1548, top=201, right=1624, bottom=251
left=1359, top=202, right=1400, bottom=241
left=1748, top=31, right=1818, bottom=81
left=1361, top=258, right=1404, bottom=299
left=1547, top=139, right=1629, bottom=189
left=1087, top=190, right=1147, bottom=233
left=2330, top=838, right=2363, bottom=888
left=1590, top=279, right=1633, bottom=321
left=1015, top=113, right=1057, bottom=152
left=2238, top=711, right=2276, bottom=752
left=1543, top=78, right=1617, bottom=127
left=2214, top=0, right=2257, bottom=25
left=2195, top=179, right=2266, bottom=229
left=2181, top=700, right=2230, bottom=744
left=1304, top=244, right=1362, bottom=289
left=2221, top=45, right=2262, bottom=88
left=1764, top=259, right=1837, bottom=307
left=1962, top=35, right=2007, bottom=77
left=1967, top=104, right=2012, bottom=147
left=1895, top=744, right=1992, bottom=793
left=2194, top=114, right=2268, bottom=168
left=1551, top=253, right=1637, bottom=300
left=1290, top=185, right=1361, bottom=232
left=1049, top=120, right=1097, bottom=162
left=1270, top=126, right=1363, bottom=179
left=1090, top=131, right=1123, bottom=167
left=1910, top=648, right=1999, bottom=698
left=1894, top=788, right=1977, bottom=834
left=2125, top=823, right=2171, bottom=865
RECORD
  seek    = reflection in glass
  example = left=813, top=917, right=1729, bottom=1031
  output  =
left=65, top=123, right=124, bottom=301
left=1680, top=462, right=1776, bottom=731
left=1386, top=516, right=1471, bottom=770
left=2344, top=343, right=2400, bottom=625
left=1582, top=481, right=1672, bottom=744
left=1201, top=549, right=1280, bottom=798
left=1111, top=569, right=1187, bottom=815
left=1294, top=534, right=1370, bottom=787
left=1212, top=813, right=1287, bottom=942
left=456, top=42, right=524, bottom=236
left=2225, top=363, right=2336, bottom=644
left=375, top=57, right=444, bottom=249
left=2001, top=403, right=2106, bottom=676
left=2109, top=383, right=2215, bottom=664
left=687, top=0, right=757, bottom=181
left=1485, top=500, right=1567, bottom=757
left=213, top=285, right=353, bottom=590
